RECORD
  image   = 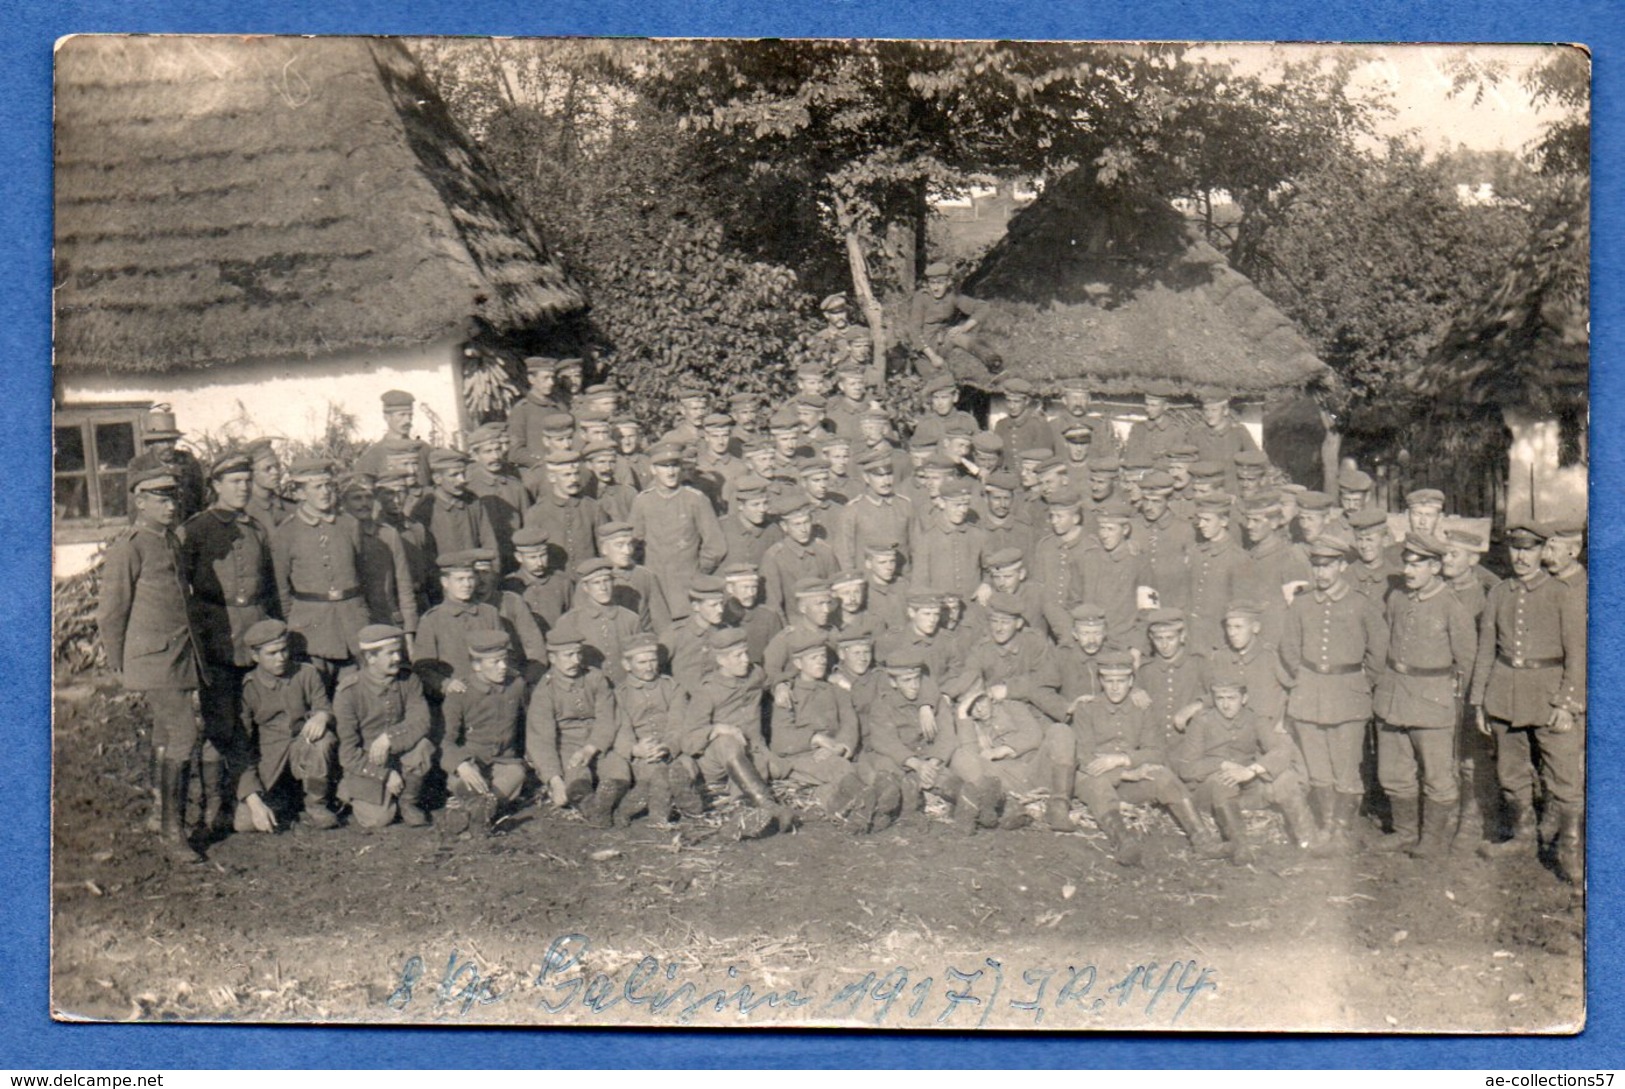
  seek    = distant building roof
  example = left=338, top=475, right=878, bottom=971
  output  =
left=54, top=36, right=586, bottom=375
left=960, top=168, right=1328, bottom=396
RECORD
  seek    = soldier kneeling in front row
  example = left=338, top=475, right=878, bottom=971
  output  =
left=1174, top=668, right=1322, bottom=865
left=234, top=619, right=339, bottom=833
left=334, top=624, right=436, bottom=829
left=441, top=629, right=529, bottom=834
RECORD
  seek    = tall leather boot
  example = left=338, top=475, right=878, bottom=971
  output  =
left=648, top=765, right=676, bottom=824
left=1369, top=795, right=1420, bottom=853
left=670, top=766, right=706, bottom=820
left=582, top=778, right=630, bottom=829
left=1311, top=793, right=1360, bottom=857
left=723, top=751, right=792, bottom=838
left=824, top=771, right=867, bottom=822
left=975, top=779, right=1007, bottom=829
left=1407, top=798, right=1457, bottom=859
left=930, top=772, right=964, bottom=808
left=1554, top=805, right=1584, bottom=886
left=1166, top=796, right=1229, bottom=860
left=1478, top=799, right=1536, bottom=860
left=896, top=773, right=925, bottom=827
left=564, top=767, right=596, bottom=809
left=1278, top=789, right=1327, bottom=851
left=613, top=778, right=650, bottom=828
left=397, top=774, right=430, bottom=827
left=159, top=760, right=205, bottom=865
left=301, top=778, right=339, bottom=830
left=199, top=759, right=231, bottom=841
left=866, top=773, right=904, bottom=833
left=1095, top=810, right=1143, bottom=867
left=1309, top=785, right=1336, bottom=832
left=951, top=778, right=981, bottom=836
left=1044, top=761, right=1076, bottom=832
left=1211, top=797, right=1253, bottom=866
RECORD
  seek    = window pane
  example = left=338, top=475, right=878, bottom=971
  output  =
left=96, top=422, right=136, bottom=469
left=99, top=474, right=128, bottom=519
left=56, top=475, right=90, bottom=520
left=55, top=425, right=86, bottom=473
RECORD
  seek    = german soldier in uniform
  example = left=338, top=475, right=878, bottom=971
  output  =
left=612, top=634, right=703, bottom=826
left=1371, top=533, right=1477, bottom=858
left=522, top=448, right=605, bottom=581
left=465, top=422, right=531, bottom=575
left=334, top=624, right=435, bottom=829
left=1175, top=667, right=1320, bottom=864
left=1471, top=522, right=1587, bottom=883
left=525, top=616, right=629, bottom=827
left=632, top=442, right=728, bottom=623
left=353, top=390, right=432, bottom=483
left=127, top=407, right=207, bottom=522
left=271, top=459, right=369, bottom=692
left=233, top=619, right=339, bottom=832
left=1072, top=650, right=1226, bottom=866
left=506, top=357, right=566, bottom=470
left=243, top=437, right=293, bottom=533
left=413, top=448, right=498, bottom=581
left=440, top=629, right=528, bottom=834
left=502, top=525, right=572, bottom=634
left=183, top=452, right=277, bottom=840
left=99, top=468, right=208, bottom=863
left=1279, top=537, right=1387, bottom=849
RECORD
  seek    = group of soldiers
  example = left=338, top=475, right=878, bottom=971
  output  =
left=96, top=345, right=1586, bottom=888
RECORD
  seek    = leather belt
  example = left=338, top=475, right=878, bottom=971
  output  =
left=197, top=592, right=259, bottom=608
left=293, top=588, right=362, bottom=603
left=1497, top=653, right=1564, bottom=670
left=1302, top=661, right=1363, bottom=675
left=1386, top=658, right=1453, bottom=678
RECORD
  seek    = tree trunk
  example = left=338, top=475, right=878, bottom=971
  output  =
left=1319, top=409, right=1342, bottom=495
left=837, top=195, right=888, bottom=387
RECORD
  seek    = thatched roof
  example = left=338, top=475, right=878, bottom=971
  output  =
left=1410, top=180, right=1589, bottom=418
left=54, top=36, right=586, bottom=375
left=961, top=169, right=1328, bottom=396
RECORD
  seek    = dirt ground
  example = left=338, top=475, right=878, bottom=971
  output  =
left=50, top=675, right=1584, bottom=1032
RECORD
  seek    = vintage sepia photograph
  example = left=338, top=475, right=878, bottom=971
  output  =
left=49, top=36, right=1588, bottom=1031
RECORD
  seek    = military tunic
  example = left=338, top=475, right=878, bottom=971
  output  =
left=631, top=485, right=728, bottom=620
left=501, top=567, right=573, bottom=633
left=836, top=493, right=914, bottom=571
left=913, top=513, right=988, bottom=601
left=333, top=669, right=433, bottom=807
left=721, top=514, right=783, bottom=572
left=412, top=599, right=508, bottom=698
left=1186, top=535, right=1247, bottom=653
left=238, top=662, right=334, bottom=796
left=440, top=671, right=527, bottom=798
left=769, top=676, right=860, bottom=785
left=1078, top=539, right=1145, bottom=650
left=183, top=508, right=277, bottom=668
left=467, top=463, right=531, bottom=573
left=271, top=509, right=369, bottom=663
left=525, top=668, right=624, bottom=783
left=523, top=489, right=605, bottom=580
left=1032, top=531, right=1091, bottom=643
left=411, top=490, right=498, bottom=574
left=557, top=597, right=645, bottom=684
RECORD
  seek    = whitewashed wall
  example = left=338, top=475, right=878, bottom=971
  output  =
left=54, top=336, right=468, bottom=577
left=56, top=336, right=468, bottom=452
left=1503, top=406, right=1588, bottom=525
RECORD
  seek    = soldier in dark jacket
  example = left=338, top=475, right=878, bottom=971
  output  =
left=271, top=459, right=370, bottom=691
left=525, top=617, right=629, bottom=827
left=440, top=630, right=528, bottom=833
left=502, top=526, right=572, bottom=634
left=1371, top=534, right=1477, bottom=859
left=99, top=468, right=208, bottom=863
left=333, top=624, right=435, bottom=829
left=1175, top=667, right=1319, bottom=865
left=1471, top=522, right=1587, bottom=882
left=1279, top=538, right=1387, bottom=849
left=234, top=619, right=338, bottom=832
left=413, top=448, right=497, bottom=584
left=183, top=452, right=277, bottom=840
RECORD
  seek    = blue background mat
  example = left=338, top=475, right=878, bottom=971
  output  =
left=4, top=0, right=1620, bottom=1068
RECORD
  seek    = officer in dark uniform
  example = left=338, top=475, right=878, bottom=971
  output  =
left=99, top=468, right=208, bottom=863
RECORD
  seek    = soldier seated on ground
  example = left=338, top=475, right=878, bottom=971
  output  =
left=524, top=617, right=630, bottom=828
left=440, top=630, right=529, bottom=835
left=611, top=634, right=704, bottom=827
left=680, top=627, right=797, bottom=839
left=1069, top=650, right=1226, bottom=868
left=234, top=619, right=339, bottom=833
left=1173, top=668, right=1322, bottom=865
left=767, top=630, right=901, bottom=832
left=857, top=649, right=975, bottom=829
left=951, top=681, right=1079, bottom=834
left=333, top=624, right=436, bottom=830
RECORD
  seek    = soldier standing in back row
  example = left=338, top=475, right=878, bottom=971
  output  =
left=182, top=452, right=277, bottom=842
left=353, top=390, right=433, bottom=484
left=99, top=468, right=208, bottom=864
left=1370, top=534, right=1477, bottom=859
left=1471, top=522, right=1587, bottom=884
left=271, top=459, right=369, bottom=693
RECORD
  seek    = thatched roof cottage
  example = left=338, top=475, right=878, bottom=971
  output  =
left=960, top=169, right=1329, bottom=464
left=53, top=36, right=585, bottom=565
left=1410, top=181, right=1589, bottom=526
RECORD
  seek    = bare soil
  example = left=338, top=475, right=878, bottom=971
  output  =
left=51, top=676, right=1583, bottom=1032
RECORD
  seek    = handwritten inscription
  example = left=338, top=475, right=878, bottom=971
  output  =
left=386, top=934, right=1218, bottom=1026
